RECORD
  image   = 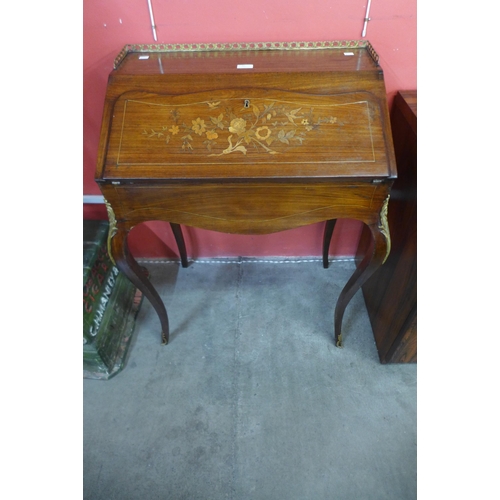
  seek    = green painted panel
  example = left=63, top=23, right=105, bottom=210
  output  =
left=83, top=220, right=143, bottom=379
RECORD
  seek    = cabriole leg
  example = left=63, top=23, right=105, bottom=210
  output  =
left=322, top=219, right=337, bottom=269
left=334, top=197, right=391, bottom=347
left=170, top=222, right=188, bottom=268
left=109, top=224, right=171, bottom=345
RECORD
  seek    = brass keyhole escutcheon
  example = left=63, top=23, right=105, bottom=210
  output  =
left=244, top=99, right=250, bottom=108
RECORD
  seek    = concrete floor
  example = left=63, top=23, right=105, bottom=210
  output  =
left=83, top=258, right=417, bottom=500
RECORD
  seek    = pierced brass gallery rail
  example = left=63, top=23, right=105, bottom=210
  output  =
left=114, top=40, right=379, bottom=69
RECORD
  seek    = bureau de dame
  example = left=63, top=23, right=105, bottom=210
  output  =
left=95, top=41, right=397, bottom=348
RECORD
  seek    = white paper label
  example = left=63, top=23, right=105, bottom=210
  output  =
left=343, top=52, right=354, bottom=56
left=237, top=64, right=254, bottom=69
left=139, top=55, right=150, bottom=60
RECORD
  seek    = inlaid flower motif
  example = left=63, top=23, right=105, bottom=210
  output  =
left=255, top=126, right=271, bottom=141
left=206, top=130, right=219, bottom=140
left=229, top=118, right=247, bottom=135
left=191, top=118, right=206, bottom=136
left=302, top=119, right=309, bottom=125
left=169, top=125, right=180, bottom=135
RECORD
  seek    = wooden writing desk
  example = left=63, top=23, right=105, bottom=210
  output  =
left=95, top=41, right=396, bottom=348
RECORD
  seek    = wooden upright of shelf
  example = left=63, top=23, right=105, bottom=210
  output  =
left=357, top=91, right=417, bottom=363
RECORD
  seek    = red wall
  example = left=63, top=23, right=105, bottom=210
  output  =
left=83, top=0, right=416, bottom=259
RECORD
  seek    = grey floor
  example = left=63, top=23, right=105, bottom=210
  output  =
left=83, top=258, right=417, bottom=500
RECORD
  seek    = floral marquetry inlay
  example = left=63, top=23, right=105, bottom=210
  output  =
left=112, top=91, right=379, bottom=168
left=141, top=99, right=339, bottom=157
